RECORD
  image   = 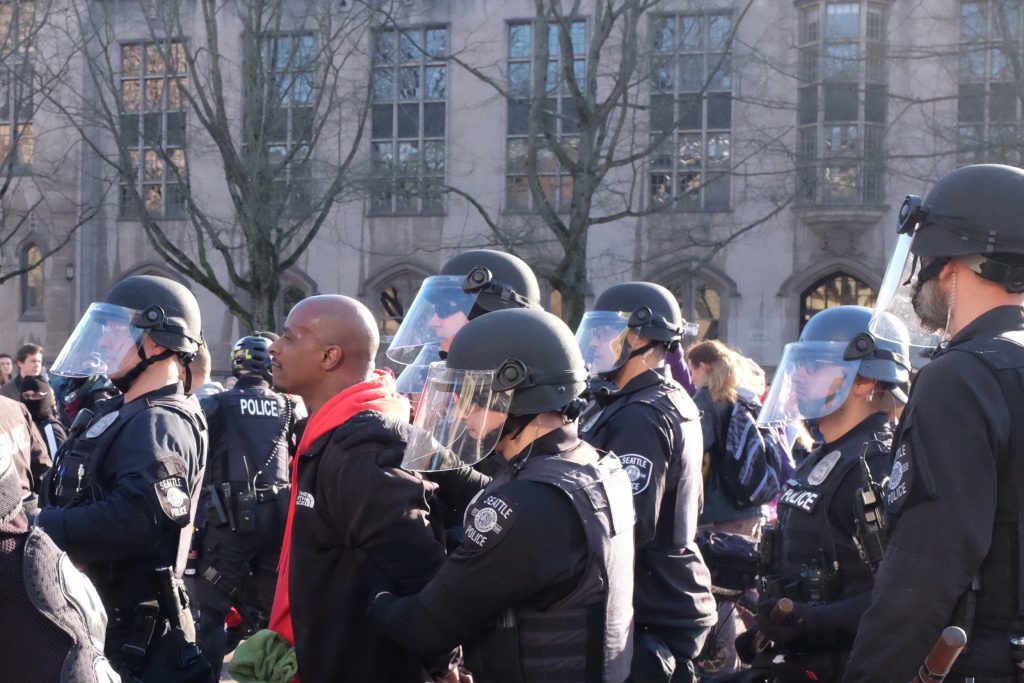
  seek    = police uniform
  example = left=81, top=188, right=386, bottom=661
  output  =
left=0, top=446, right=118, bottom=682
left=759, top=412, right=891, bottom=681
left=371, top=425, right=636, bottom=683
left=580, top=369, right=716, bottom=681
left=37, top=383, right=208, bottom=675
left=195, top=375, right=292, bottom=677
left=846, top=306, right=1024, bottom=681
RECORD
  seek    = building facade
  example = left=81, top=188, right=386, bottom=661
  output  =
left=0, top=0, right=998, bottom=374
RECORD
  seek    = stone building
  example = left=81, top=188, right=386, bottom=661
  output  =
left=0, top=0, right=1002, bottom=373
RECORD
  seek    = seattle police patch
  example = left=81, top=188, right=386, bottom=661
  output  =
left=807, top=450, right=842, bottom=486
left=883, top=442, right=914, bottom=515
left=462, top=494, right=518, bottom=552
left=85, top=411, right=120, bottom=439
left=618, top=454, right=653, bottom=495
left=154, top=476, right=191, bottom=523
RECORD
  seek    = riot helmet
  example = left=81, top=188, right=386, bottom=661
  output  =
left=759, top=306, right=910, bottom=427
left=872, top=165, right=1024, bottom=361
left=575, top=281, right=697, bottom=376
left=388, top=250, right=541, bottom=394
left=51, top=275, right=203, bottom=392
left=402, top=309, right=587, bottom=471
left=231, top=335, right=273, bottom=382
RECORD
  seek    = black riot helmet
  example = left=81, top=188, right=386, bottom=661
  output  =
left=575, top=281, right=697, bottom=376
left=51, top=275, right=203, bottom=392
left=231, top=335, right=273, bottom=381
left=402, top=309, right=588, bottom=471
left=440, top=249, right=542, bottom=318
left=759, top=306, right=911, bottom=426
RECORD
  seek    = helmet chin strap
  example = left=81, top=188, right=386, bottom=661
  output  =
left=598, top=340, right=658, bottom=383
left=109, top=344, right=176, bottom=394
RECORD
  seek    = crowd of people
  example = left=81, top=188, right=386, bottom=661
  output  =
left=2, top=162, right=1024, bottom=683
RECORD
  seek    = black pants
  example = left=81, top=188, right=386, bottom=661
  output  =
left=195, top=520, right=280, bottom=681
left=627, top=623, right=710, bottom=683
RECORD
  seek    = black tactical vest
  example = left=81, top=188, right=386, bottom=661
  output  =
left=466, top=441, right=635, bottom=683
left=773, top=415, right=891, bottom=606
left=0, top=514, right=119, bottom=683
left=209, top=381, right=290, bottom=488
left=943, top=331, right=1024, bottom=674
left=46, top=391, right=206, bottom=581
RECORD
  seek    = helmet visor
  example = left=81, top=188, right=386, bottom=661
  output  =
left=402, top=362, right=514, bottom=471
left=757, top=341, right=859, bottom=426
left=386, top=276, right=476, bottom=365
left=394, top=343, right=441, bottom=395
left=50, top=302, right=144, bottom=378
left=869, top=233, right=947, bottom=368
left=575, top=311, right=631, bottom=375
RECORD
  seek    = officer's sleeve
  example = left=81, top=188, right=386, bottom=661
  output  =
left=324, top=448, right=446, bottom=595
left=370, top=480, right=586, bottom=659
left=598, top=403, right=669, bottom=547
left=37, top=408, right=200, bottom=562
left=844, top=357, right=1005, bottom=683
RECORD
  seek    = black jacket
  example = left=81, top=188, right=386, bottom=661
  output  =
left=693, top=387, right=763, bottom=525
left=288, top=410, right=447, bottom=683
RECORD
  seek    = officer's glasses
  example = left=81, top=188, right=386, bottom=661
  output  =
left=432, top=299, right=464, bottom=318
left=794, top=358, right=836, bottom=374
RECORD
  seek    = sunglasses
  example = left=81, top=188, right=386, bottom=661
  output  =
left=433, top=299, right=465, bottom=318
left=794, top=358, right=837, bottom=374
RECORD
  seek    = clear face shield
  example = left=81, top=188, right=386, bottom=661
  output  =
left=575, top=311, right=631, bottom=375
left=869, top=195, right=948, bottom=368
left=50, top=302, right=145, bottom=379
left=393, top=343, right=441, bottom=396
left=386, top=276, right=476, bottom=365
left=757, top=341, right=860, bottom=427
left=402, top=362, right=515, bottom=471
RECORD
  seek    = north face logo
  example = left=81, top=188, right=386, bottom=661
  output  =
left=296, top=491, right=315, bottom=509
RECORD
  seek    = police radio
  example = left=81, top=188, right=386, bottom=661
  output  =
left=853, top=437, right=889, bottom=571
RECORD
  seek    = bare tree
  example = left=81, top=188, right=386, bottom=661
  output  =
left=46, top=0, right=381, bottom=329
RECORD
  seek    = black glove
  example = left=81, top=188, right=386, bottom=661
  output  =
left=755, top=597, right=815, bottom=645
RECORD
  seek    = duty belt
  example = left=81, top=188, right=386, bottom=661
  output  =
left=254, top=484, right=288, bottom=503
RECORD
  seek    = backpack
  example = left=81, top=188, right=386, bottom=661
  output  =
left=718, top=392, right=785, bottom=508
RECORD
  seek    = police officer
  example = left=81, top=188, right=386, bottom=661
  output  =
left=575, top=282, right=715, bottom=683
left=746, top=306, right=909, bottom=682
left=370, top=308, right=636, bottom=682
left=0, top=445, right=120, bottom=682
left=38, top=274, right=210, bottom=682
left=195, top=335, right=293, bottom=680
left=844, top=164, right=1024, bottom=681
left=386, top=249, right=541, bottom=397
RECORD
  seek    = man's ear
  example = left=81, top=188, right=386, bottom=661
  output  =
left=321, top=345, right=344, bottom=371
left=142, top=334, right=168, bottom=356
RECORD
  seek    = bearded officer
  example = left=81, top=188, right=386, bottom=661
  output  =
left=38, top=274, right=209, bottom=681
left=195, top=335, right=294, bottom=679
left=369, top=308, right=636, bottom=682
left=575, top=282, right=715, bottom=683
left=845, top=164, right=1024, bottom=681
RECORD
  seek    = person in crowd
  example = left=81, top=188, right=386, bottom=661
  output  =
left=195, top=334, right=296, bottom=680
left=846, top=165, right=1024, bottom=679
left=38, top=274, right=210, bottom=681
left=0, top=352, right=13, bottom=385
left=368, top=308, right=635, bottom=682
left=0, top=445, right=118, bottom=682
left=189, top=341, right=224, bottom=399
left=18, top=374, right=68, bottom=460
left=1, top=343, right=44, bottom=399
left=576, top=281, right=715, bottom=682
left=266, top=295, right=448, bottom=682
left=748, top=306, right=910, bottom=682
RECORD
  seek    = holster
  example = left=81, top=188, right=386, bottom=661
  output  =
left=464, top=609, right=526, bottom=683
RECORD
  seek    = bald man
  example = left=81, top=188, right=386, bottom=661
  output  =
left=266, top=296, right=449, bottom=683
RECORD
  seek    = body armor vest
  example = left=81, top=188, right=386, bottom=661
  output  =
left=466, top=441, right=635, bottom=683
left=209, top=381, right=290, bottom=488
left=773, top=416, right=891, bottom=606
left=46, top=392, right=206, bottom=583
left=0, top=514, right=118, bottom=683
left=942, top=331, right=1024, bottom=675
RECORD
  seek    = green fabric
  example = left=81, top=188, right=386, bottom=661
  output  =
left=228, top=629, right=298, bottom=683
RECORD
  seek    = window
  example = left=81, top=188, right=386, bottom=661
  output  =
left=797, top=2, right=887, bottom=205
left=649, top=12, right=733, bottom=211
left=20, top=242, right=42, bottom=317
left=119, top=41, right=188, bottom=219
left=371, top=26, right=447, bottom=215
left=799, top=272, right=876, bottom=329
left=505, top=20, right=585, bottom=213
left=958, top=1, right=1024, bottom=164
left=667, top=274, right=723, bottom=341
left=258, top=33, right=315, bottom=215
left=0, top=0, right=35, bottom=169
